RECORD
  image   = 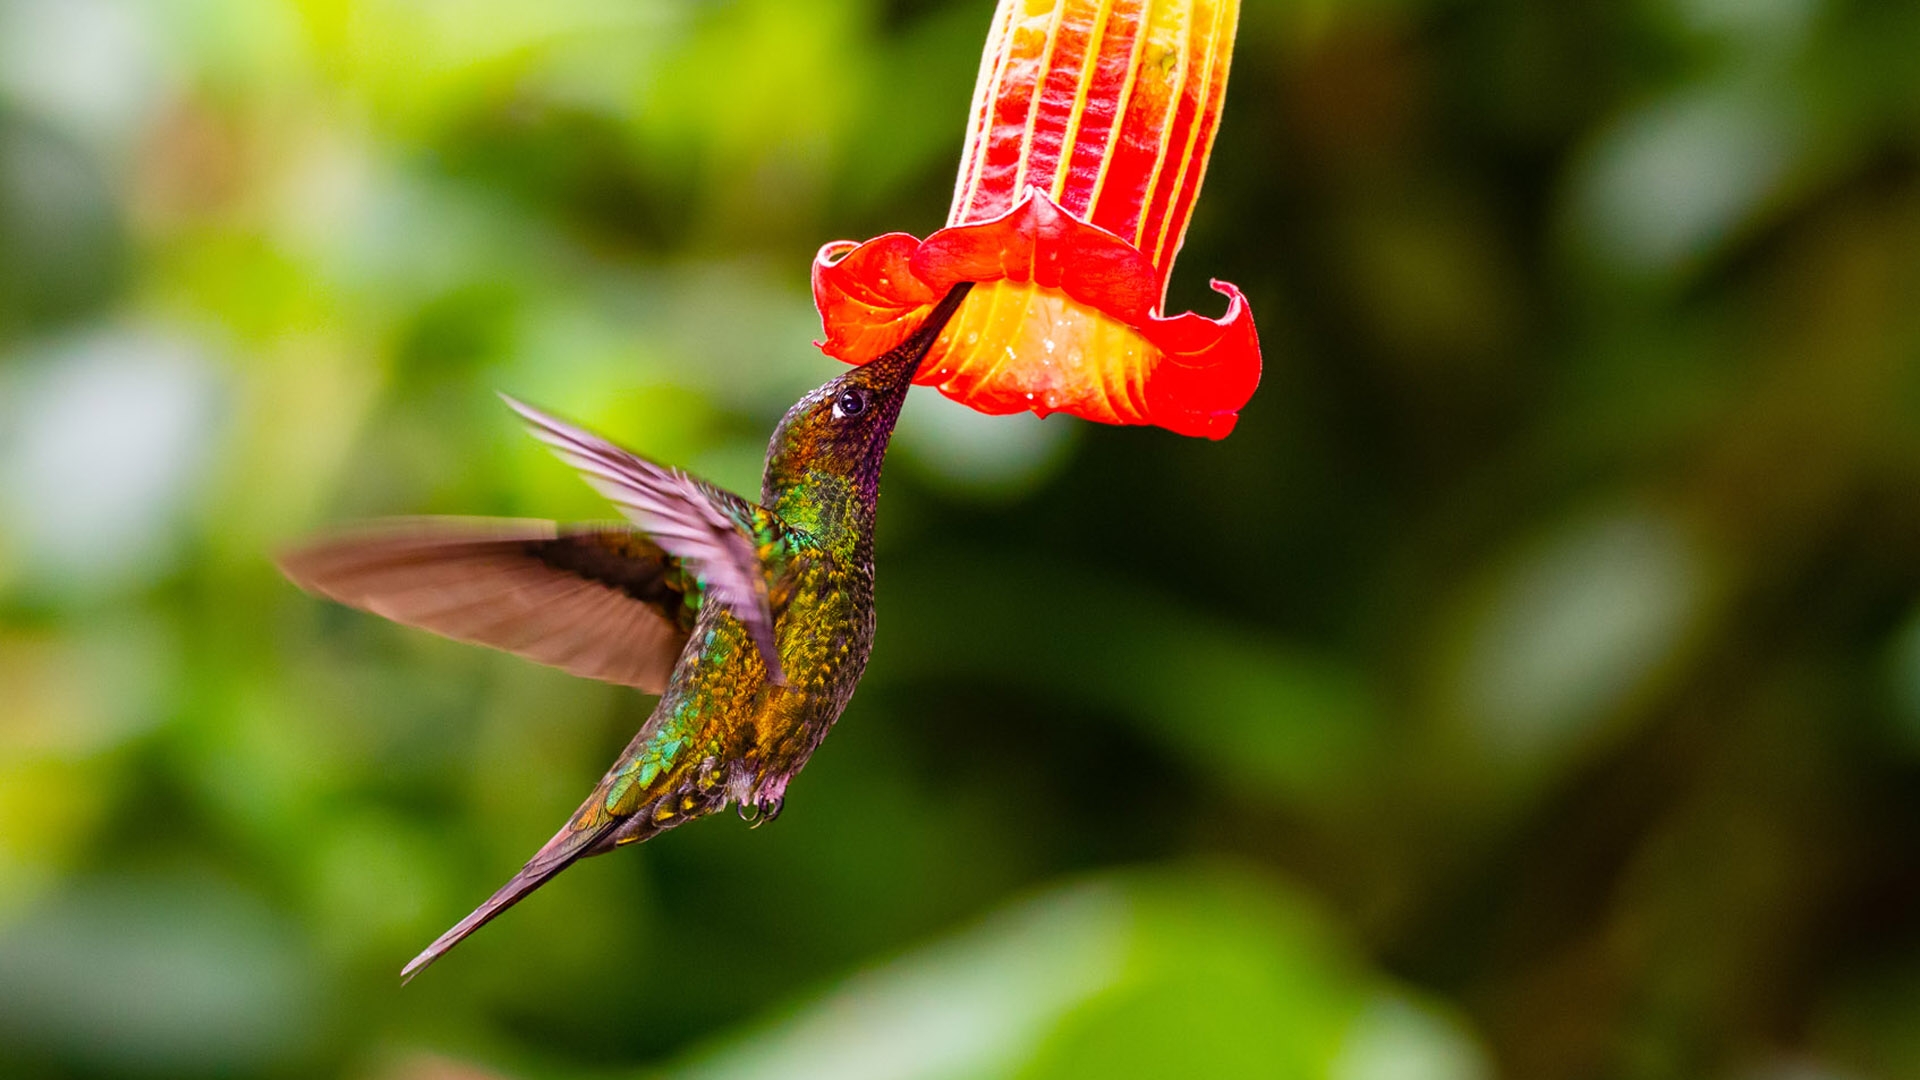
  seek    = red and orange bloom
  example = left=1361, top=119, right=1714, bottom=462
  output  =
left=813, top=0, right=1259, bottom=439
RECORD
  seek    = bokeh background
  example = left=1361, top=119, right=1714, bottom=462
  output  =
left=3, top=0, right=1920, bottom=1077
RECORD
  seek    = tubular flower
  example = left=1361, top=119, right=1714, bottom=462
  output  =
left=813, top=0, right=1259, bottom=439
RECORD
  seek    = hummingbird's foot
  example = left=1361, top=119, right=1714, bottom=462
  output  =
left=736, top=795, right=785, bottom=828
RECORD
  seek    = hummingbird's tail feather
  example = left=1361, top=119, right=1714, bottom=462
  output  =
left=401, top=814, right=621, bottom=983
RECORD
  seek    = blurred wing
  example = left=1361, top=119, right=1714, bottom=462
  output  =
left=279, top=518, right=692, bottom=694
left=502, top=394, right=786, bottom=685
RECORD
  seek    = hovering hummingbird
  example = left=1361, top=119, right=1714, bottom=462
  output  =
left=281, top=283, right=972, bottom=981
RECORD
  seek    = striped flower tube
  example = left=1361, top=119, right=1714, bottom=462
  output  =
left=813, top=0, right=1259, bottom=439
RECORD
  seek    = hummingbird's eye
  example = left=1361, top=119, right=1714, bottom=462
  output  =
left=831, top=388, right=870, bottom=420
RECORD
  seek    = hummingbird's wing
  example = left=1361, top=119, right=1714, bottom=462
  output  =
left=502, top=394, right=787, bottom=685
left=279, top=518, right=694, bottom=693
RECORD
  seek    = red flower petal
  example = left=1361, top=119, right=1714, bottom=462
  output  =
left=915, top=191, right=1159, bottom=323
left=813, top=190, right=1259, bottom=439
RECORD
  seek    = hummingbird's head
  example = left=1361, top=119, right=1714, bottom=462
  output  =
left=762, top=284, right=973, bottom=538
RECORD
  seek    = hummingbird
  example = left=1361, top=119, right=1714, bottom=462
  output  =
left=280, top=283, right=973, bottom=981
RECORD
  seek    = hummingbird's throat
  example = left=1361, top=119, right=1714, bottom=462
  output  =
left=771, top=470, right=871, bottom=556
left=763, top=283, right=975, bottom=553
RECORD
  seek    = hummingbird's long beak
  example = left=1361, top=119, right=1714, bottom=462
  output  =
left=863, top=282, right=975, bottom=395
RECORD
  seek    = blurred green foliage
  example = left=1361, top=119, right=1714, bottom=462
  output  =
left=2, top=0, right=1920, bottom=1077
